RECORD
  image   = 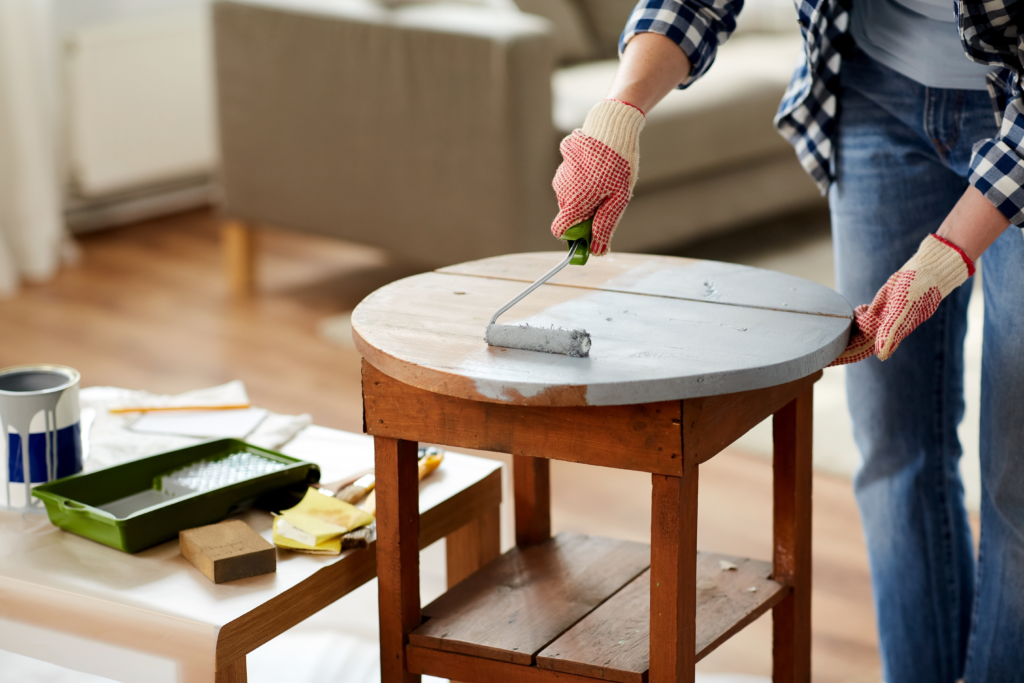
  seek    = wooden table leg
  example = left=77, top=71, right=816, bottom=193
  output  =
left=222, top=219, right=256, bottom=297
left=215, top=656, right=246, bottom=683
left=513, top=455, right=550, bottom=547
left=446, top=504, right=501, bottom=588
left=444, top=504, right=501, bottom=683
left=376, top=437, right=422, bottom=683
left=649, top=464, right=698, bottom=683
left=772, top=386, right=813, bottom=683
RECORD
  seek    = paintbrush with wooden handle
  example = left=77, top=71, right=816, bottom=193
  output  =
left=335, top=473, right=375, bottom=504
left=312, top=467, right=373, bottom=497
left=312, top=448, right=444, bottom=550
left=359, top=451, right=443, bottom=517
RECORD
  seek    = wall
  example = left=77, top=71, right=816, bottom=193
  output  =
left=54, top=0, right=217, bottom=229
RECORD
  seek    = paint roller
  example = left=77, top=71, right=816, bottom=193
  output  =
left=484, top=221, right=593, bottom=357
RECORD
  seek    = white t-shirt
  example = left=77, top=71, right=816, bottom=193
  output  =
left=850, top=0, right=998, bottom=90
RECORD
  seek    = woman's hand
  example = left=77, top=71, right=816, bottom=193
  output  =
left=831, top=186, right=1008, bottom=365
left=550, top=33, right=690, bottom=256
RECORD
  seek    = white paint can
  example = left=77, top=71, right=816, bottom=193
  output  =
left=0, top=365, right=82, bottom=512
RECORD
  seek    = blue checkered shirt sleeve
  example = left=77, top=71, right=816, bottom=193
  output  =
left=620, top=0, right=744, bottom=88
left=958, top=1, right=1024, bottom=226
left=970, top=96, right=1024, bottom=227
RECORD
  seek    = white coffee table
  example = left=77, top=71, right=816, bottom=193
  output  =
left=0, top=425, right=502, bottom=683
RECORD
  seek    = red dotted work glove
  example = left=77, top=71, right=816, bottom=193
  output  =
left=551, top=99, right=646, bottom=256
left=830, top=234, right=975, bottom=366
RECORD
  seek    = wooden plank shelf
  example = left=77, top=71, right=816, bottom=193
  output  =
left=410, top=533, right=786, bottom=683
left=413, top=533, right=651, bottom=664
left=537, top=554, right=786, bottom=683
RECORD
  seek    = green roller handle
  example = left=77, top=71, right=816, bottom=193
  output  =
left=559, top=219, right=593, bottom=266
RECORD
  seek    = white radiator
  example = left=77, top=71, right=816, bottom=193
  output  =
left=65, top=9, right=215, bottom=198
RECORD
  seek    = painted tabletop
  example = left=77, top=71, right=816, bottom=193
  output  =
left=352, top=253, right=853, bottom=407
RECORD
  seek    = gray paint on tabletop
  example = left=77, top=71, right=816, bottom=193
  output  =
left=353, top=253, right=853, bottom=407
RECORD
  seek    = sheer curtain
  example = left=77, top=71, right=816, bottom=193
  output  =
left=0, top=0, right=65, bottom=297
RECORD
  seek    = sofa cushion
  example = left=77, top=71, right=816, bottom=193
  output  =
left=552, top=33, right=804, bottom=190
left=514, top=0, right=599, bottom=62
left=574, top=0, right=636, bottom=57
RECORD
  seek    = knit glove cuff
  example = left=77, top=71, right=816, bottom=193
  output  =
left=580, top=99, right=646, bottom=195
left=904, top=234, right=975, bottom=296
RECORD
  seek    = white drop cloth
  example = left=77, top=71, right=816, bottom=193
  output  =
left=80, top=381, right=312, bottom=471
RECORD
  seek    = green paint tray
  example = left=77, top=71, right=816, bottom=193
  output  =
left=31, top=439, right=320, bottom=553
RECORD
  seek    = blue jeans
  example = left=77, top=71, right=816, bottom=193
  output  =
left=830, top=48, right=1024, bottom=683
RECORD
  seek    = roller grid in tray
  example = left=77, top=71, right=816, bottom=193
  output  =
left=31, top=439, right=319, bottom=552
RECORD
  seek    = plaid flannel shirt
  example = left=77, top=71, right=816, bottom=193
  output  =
left=622, top=0, right=1024, bottom=226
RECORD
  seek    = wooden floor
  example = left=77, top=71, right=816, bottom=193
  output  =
left=2, top=209, right=882, bottom=681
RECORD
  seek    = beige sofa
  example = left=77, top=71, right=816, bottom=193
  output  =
left=213, top=0, right=820, bottom=291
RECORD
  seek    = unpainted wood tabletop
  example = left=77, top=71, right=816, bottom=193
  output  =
left=352, top=253, right=852, bottom=407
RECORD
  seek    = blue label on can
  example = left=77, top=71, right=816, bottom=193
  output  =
left=7, top=422, right=82, bottom=483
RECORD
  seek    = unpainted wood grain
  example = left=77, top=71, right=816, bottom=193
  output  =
left=682, top=371, right=821, bottom=465
left=772, top=388, right=814, bottom=682
left=445, top=504, right=502, bottom=683
left=538, top=568, right=652, bottom=683
left=536, top=554, right=787, bottom=683
left=649, top=470, right=698, bottom=683
left=363, top=362, right=683, bottom=475
left=376, top=437, right=422, bottom=683
left=407, top=646, right=609, bottom=683
left=437, top=252, right=853, bottom=318
left=215, top=656, right=247, bottom=683
left=424, top=469, right=502, bottom=562
left=514, top=455, right=551, bottom=547
left=436, top=253, right=698, bottom=291
left=352, top=262, right=851, bottom=407
left=446, top=504, right=501, bottom=589
left=412, top=533, right=650, bottom=665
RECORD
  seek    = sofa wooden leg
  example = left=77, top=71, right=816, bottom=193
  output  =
left=222, top=219, right=257, bottom=296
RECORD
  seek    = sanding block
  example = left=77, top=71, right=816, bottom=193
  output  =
left=179, top=519, right=276, bottom=584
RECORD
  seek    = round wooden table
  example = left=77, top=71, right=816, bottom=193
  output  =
left=353, top=253, right=853, bottom=683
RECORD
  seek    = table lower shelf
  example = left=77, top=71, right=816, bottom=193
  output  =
left=409, top=532, right=787, bottom=683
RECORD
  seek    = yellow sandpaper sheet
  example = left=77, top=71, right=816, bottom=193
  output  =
left=277, top=512, right=347, bottom=546
left=272, top=489, right=374, bottom=554
left=272, top=517, right=342, bottom=555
